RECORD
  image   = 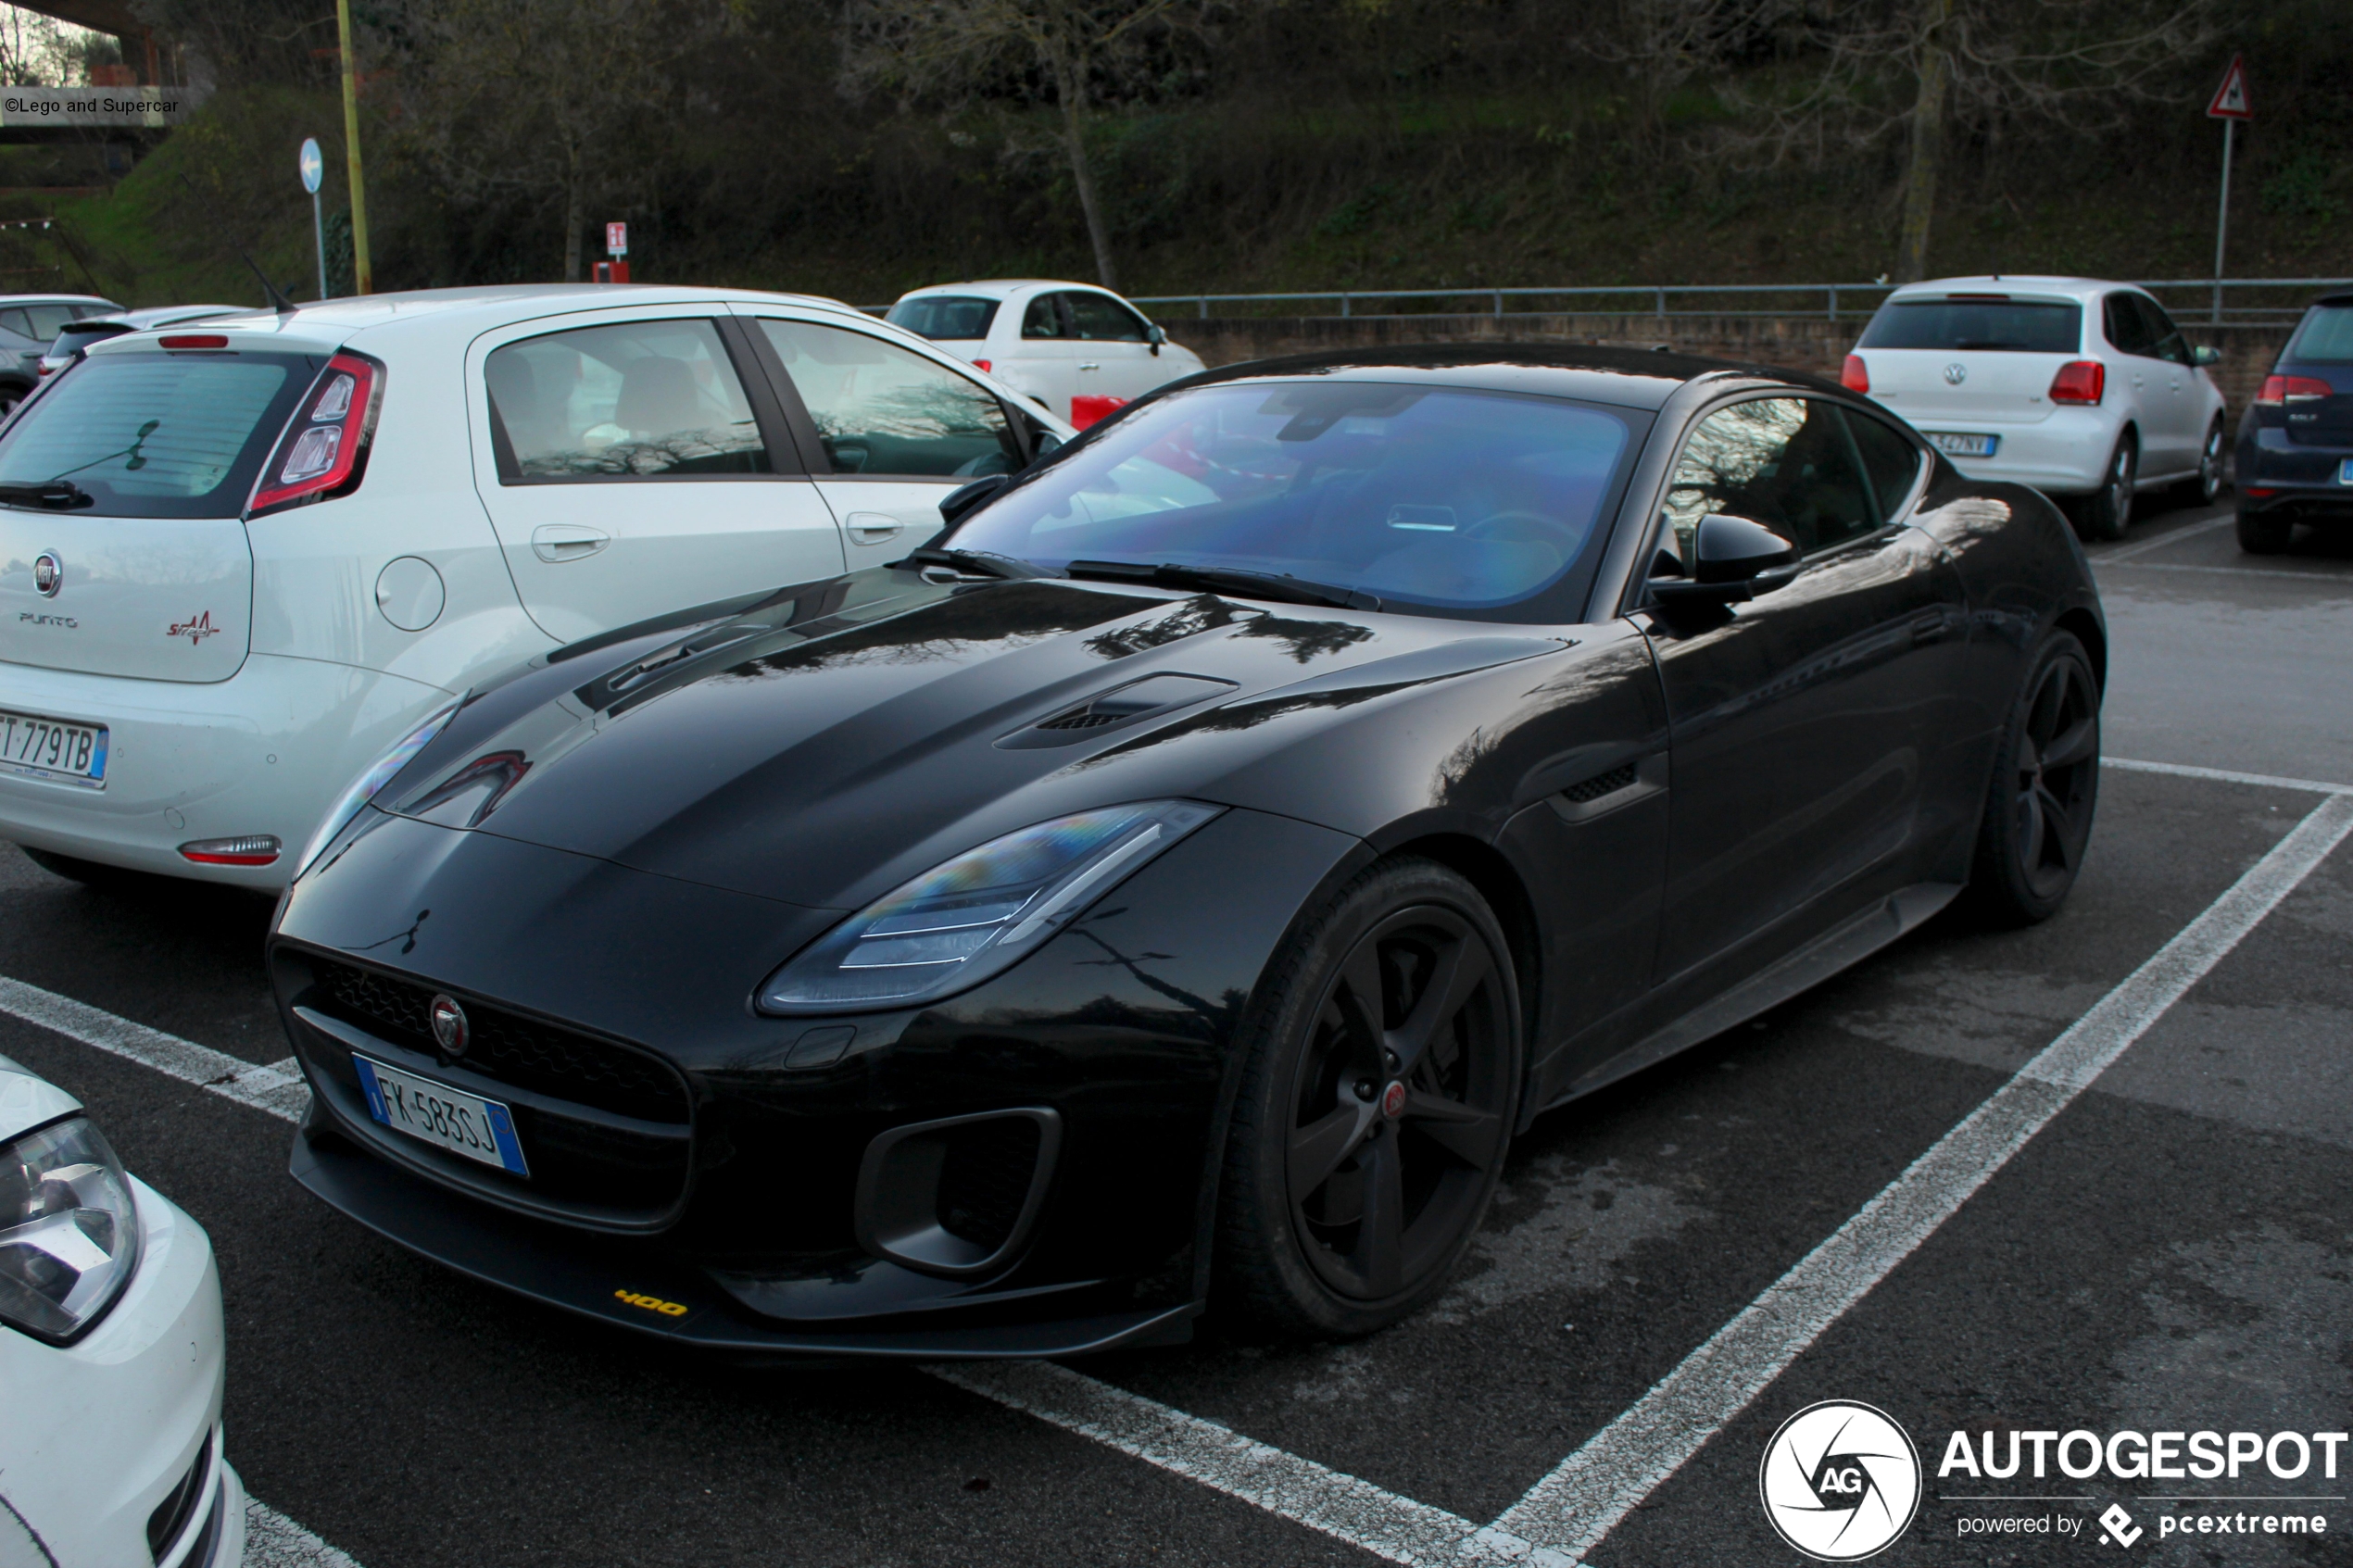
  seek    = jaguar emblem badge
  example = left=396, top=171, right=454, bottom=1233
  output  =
left=429, top=994, right=471, bottom=1058
left=32, top=551, right=60, bottom=597
left=1942, top=362, right=1968, bottom=385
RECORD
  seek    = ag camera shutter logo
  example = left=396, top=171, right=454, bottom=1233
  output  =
left=1760, top=1400, right=1923, bottom=1560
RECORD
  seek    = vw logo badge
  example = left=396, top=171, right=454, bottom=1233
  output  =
left=428, top=994, right=471, bottom=1058
left=1942, top=362, right=1968, bottom=386
left=32, top=551, right=61, bottom=597
left=1758, top=1399, right=1921, bottom=1560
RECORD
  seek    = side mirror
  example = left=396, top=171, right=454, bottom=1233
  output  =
left=2192, top=345, right=2221, bottom=367
left=1147, top=323, right=1166, bottom=357
left=937, top=473, right=1011, bottom=529
left=1650, top=513, right=1800, bottom=603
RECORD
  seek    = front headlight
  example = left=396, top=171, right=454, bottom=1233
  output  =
left=757, top=799, right=1223, bottom=1014
left=297, top=697, right=463, bottom=876
left=0, top=1117, right=141, bottom=1343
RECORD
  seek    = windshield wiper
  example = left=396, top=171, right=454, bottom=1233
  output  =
left=1064, top=558, right=1380, bottom=611
left=0, top=481, right=94, bottom=511
left=899, top=546, right=1053, bottom=580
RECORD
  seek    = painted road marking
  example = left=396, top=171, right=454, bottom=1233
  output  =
left=2094, top=513, right=2237, bottom=562
left=247, top=1499, right=364, bottom=1568
left=2100, top=560, right=2353, bottom=584
left=2106, top=755, right=2353, bottom=796
left=1491, top=788, right=2353, bottom=1562
left=0, top=974, right=308, bottom=1120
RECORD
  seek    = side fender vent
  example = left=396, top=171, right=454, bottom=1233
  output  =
left=1560, top=762, right=1640, bottom=805
left=1000, top=673, right=1237, bottom=749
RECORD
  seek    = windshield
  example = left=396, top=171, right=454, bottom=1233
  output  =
left=2288, top=305, right=2353, bottom=365
left=1859, top=299, right=2082, bottom=353
left=887, top=295, right=1001, bottom=341
left=950, top=381, right=1642, bottom=621
left=0, top=349, right=317, bottom=518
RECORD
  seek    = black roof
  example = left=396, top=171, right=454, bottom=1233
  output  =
left=1184, top=341, right=1849, bottom=411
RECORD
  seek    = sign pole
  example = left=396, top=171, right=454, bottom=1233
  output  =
left=2212, top=118, right=2233, bottom=324
left=299, top=137, right=327, bottom=299
left=334, top=0, right=372, bottom=294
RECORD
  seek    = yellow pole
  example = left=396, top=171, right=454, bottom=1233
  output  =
left=335, top=0, right=372, bottom=294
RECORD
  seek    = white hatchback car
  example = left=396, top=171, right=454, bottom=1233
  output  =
left=1843, top=275, right=2228, bottom=538
left=1, top=1054, right=245, bottom=1568
left=0, top=284, right=1072, bottom=890
left=885, top=280, right=1207, bottom=429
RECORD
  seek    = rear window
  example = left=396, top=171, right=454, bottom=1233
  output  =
left=886, top=295, right=1000, bottom=341
left=1859, top=298, right=2082, bottom=354
left=0, top=349, right=319, bottom=518
left=2287, top=305, right=2353, bottom=364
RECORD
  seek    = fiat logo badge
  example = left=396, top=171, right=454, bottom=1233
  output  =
left=1942, top=362, right=1968, bottom=385
left=32, top=551, right=60, bottom=597
left=1380, top=1080, right=1407, bottom=1119
left=428, top=994, right=470, bottom=1058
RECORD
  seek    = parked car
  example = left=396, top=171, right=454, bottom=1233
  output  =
left=0, top=1052, right=245, bottom=1567
left=2233, top=291, right=2353, bottom=554
left=37, top=305, right=245, bottom=381
left=886, top=280, right=1208, bottom=429
left=0, top=295, right=123, bottom=415
left=1843, top=275, right=2226, bottom=539
left=268, top=345, right=2103, bottom=1355
left=0, top=284, right=1074, bottom=892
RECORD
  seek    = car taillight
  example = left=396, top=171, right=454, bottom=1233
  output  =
left=178, top=834, right=281, bottom=866
left=2048, top=360, right=2105, bottom=405
left=2256, top=375, right=2334, bottom=406
left=974, top=358, right=993, bottom=373
left=1841, top=355, right=1869, bottom=394
left=160, top=334, right=229, bottom=350
left=250, top=352, right=382, bottom=514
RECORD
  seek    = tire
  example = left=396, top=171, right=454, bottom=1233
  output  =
left=2236, top=507, right=2292, bottom=555
left=2182, top=418, right=2224, bottom=507
left=1964, top=632, right=2100, bottom=926
left=1214, top=857, right=1522, bottom=1338
left=2070, top=434, right=2136, bottom=541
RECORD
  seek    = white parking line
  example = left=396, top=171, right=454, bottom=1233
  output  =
left=2094, top=514, right=2237, bottom=562
left=1491, top=789, right=2353, bottom=1562
left=245, top=1499, right=364, bottom=1568
left=0, top=975, right=307, bottom=1120
left=2107, top=755, right=2353, bottom=795
left=2100, top=560, right=2351, bottom=584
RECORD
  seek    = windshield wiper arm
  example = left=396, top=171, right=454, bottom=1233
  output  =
left=1064, top=558, right=1380, bottom=611
left=899, top=546, right=1052, bottom=580
left=0, top=481, right=93, bottom=510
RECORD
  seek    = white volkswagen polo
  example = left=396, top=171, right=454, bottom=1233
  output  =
left=885, top=280, right=1207, bottom=429
left=1843, top=275, right=2228, bottom=539
left=1, top=1053, right=245, bottom=1568
left=0, top=285, right=1072, bottom=890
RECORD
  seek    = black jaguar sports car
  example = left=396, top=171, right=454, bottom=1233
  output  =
left=269, top=345, right=2105, bottom=1357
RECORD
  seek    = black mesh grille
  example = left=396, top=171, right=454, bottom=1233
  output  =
left=313, top=959, right=689, bottom=1124
left=1037, top=709, right=1126, bottom=730
left=1560, top=762, right=1640, bottom=805
left=936, top=1118, right=1041, bottom=1251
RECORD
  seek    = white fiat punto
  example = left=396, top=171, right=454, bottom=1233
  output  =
left=0, top=285, right=1073, bottom=890
left=885, top=280, right=1207, bottom=429
left=0, top=1054, right=245, bottom=1568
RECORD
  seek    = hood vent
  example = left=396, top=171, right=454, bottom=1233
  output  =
left=1000, top=673, right=1237, bottom=750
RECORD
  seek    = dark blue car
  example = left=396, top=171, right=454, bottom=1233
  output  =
left=2236, top=292, right=2353, bottom=553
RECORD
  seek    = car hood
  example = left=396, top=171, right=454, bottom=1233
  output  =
left=373, top=567, right=1568, bottom=911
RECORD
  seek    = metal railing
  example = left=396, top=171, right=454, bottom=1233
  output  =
left=1120, top=277, right=2353, bottom=326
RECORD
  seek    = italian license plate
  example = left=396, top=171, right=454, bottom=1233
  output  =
left=352, top=1054, right=529, bottom=1175
left=0, top=709, right=107, bottom=784
left=1925, top=431, right=1999, bottom=458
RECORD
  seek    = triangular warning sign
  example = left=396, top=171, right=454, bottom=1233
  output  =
left=2208, top=54, right=2251, bottom=119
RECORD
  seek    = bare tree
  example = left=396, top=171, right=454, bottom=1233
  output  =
left=1727, top=0, right=2214, bottom=281
left=838, top=0, right=1212, bottom=289
left=382, top=0, right=725, bottom=281
left=1581, top=0, right=1771, bottom=151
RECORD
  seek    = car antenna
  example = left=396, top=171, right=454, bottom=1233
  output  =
left=177, top=170, right=298, bottom=314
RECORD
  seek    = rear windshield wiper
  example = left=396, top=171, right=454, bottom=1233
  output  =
left=0, top=481, right=94, bottom=510
left=1064, top=558, right=1381, bottom=611
left=899, top=546, right=1053, bottom=580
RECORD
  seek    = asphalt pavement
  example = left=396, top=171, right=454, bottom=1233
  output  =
left=6, top=492, right=2349, bottom=1568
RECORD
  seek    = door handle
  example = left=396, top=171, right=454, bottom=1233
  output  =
left=1077, top=361, right=1101, bottom=371
left=530, top=524, right=610, bottom=563
left=842, top=510, right=903, bottom=546
left=1909, top=609, right=1954, bottom=646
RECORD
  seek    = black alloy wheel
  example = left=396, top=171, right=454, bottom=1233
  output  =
left=2236, top=507, right=2292, bottom=555
left=1967, top=632, right=2100, bottom=925
left=2074, top=435, right=2136, bottom=542
left=1215, top=859, right=1520, bottom=1336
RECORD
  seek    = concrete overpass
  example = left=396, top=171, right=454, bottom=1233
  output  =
left=6, top=0, right=180, bottom=84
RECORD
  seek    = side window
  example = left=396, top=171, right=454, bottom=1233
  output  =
left=484, top=318, right=769, bottom=481
left=2103, top=294, right=2153, bottom=357
left=757, top=319, right=1022, bottom=478
left=21, top=305, right=76, bottom=340
left=0, top=309, right=30, bottom=341
left=1021, top=295, right=1068, bottom=340
left=1841, top=408, right=1925, bottom=523
left=1065, top=292, right=1150, bottom=343
left=1661, top=397, right=1878, bottom=561
left=2138, top=296, right=2191, bottom=365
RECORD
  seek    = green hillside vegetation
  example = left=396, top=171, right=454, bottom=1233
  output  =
left=25, top=0, right=2353, bottom=312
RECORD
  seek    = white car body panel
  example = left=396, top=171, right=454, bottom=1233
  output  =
left=1849, top=275, right=2225, bottom=496
left=887, top=280, right=1207, bottom=423
left=0, top=285, right=1073, bottom=887
left=0, top=1057, right=244, bottom=1568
